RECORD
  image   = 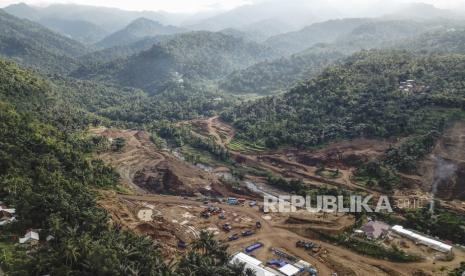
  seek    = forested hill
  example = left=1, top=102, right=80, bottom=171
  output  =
left=220, top=20, right=465, bottom=95
left=0, top=58, right=168, bottom=274
left=80, top=35, right=174, bottom=64
left=0, top=10, right=88, bottom=74
left=222, top=50, right=465, bottom=148
left=96, top=17, right=186, bottom=49
left=0, top=59, right=97, bottom=130
left=74, top=31, right=279, bottom=93
left=220, top=20, right=439, bottom=95
left=397, top=28, right=465, bottom=54
left=335, top=20, right=434, bottom=49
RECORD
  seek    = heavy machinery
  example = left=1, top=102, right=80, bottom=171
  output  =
left=296, top=240, right=315, bottom=250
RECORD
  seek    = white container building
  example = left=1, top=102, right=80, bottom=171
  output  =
left=391, top=225, right=452, bottom=253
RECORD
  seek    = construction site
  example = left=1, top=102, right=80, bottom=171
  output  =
left=90, top=118, right=465, bottom=276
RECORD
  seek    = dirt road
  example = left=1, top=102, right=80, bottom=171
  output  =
left=205, top=116, right=235, bottom=146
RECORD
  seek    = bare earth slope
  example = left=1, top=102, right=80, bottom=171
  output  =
left=90, top=127, right=225, bottom=195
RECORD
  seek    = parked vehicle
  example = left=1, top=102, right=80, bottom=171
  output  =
left=242, top=230, right=255, bottom=237
left=223, top=224, right=232, bottom=232
left=227, top=197, right=238, bottom=205
left=256, top=221, right=262, bottom=229
left=228, top=234, right=239, bottom=241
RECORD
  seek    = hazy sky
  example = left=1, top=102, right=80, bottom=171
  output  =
left=1, top=0, right=464, bottom=13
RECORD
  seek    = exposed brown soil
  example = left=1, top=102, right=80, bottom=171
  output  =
left=90, top=127, right=225, bottom=196
left=294, top=138, right=394, bottom=169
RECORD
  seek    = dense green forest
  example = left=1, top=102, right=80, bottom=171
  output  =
left=220, top=51, right=343, bottom=94
left=80, top=35, right=174, bottom=64
left=398, top=28, right=465, bottom=54
left=222, top=50, right=465, bottom=149
left=75, top=31, right=279, bottom=93
left=52, top=76, right=236, bottom=124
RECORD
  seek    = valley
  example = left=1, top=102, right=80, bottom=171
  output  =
left=0, top=1, right=465, bottom=275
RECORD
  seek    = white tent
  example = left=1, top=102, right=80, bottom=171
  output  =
left=391, top=225, right=452, bottom=253
left=230, top=252, right=279, bottom=276
left=279, top=264, right=300, bottom=276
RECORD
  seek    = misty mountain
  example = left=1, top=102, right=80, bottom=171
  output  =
left=219, top=19, right=292, bottom=43
left=74, top=31, right=279, bottom=92
left=96, top=18, right=186, bottom=49
left=265, top=18, right=371, bottom=55
left=37, top=18, right=108, bottom=44
left=0, top=10, right=87, bottom=74
left=238, top=19, right=294, bottom=42
left=186, top=0, right=341, bottom=32
left=3, top=3, right=187, bottom=33
left=222, top=19, right=457, bottom=95
left=334, top=20, right=430, bottom=49
left=384, top=3, right=464, bottom=21
left=2, top=2, right=39, bottom=20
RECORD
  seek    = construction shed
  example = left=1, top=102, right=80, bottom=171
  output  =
left=361, top=220, right=390, bottom=239
left=278, top=264, right=300, bottom=276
